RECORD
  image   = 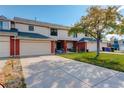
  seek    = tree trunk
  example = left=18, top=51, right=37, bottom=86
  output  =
left=96, top=31, right=100, bottom=58
left=96, top=38, right=100, bottom=57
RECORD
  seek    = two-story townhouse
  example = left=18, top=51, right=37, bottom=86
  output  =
left=0, top=16, right=86, bottom=57
left=0, top=16, right=107, bottom=57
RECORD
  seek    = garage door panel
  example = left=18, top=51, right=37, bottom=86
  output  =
left=20, top=40, right=51, bottom=56
left=87, top=42, right=97, bottom=51
left=87, top=42, right=107, bottom=51
left=0, top=37, right=10, bottom=57
left=67, top=42, right=73, bottom=49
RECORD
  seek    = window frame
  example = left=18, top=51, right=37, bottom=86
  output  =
left=0, top=21, right=3, bottom=29
left=73, top=33, right=78, bottom=38
left=0, top=21, right=10, bottom=30
left=50, top=28, right=58, bottom=36
left=11, top=21, right=15, bottom=29
left=29, top=25, right=34, bottom=31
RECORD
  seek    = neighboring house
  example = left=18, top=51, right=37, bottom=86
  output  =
left=79, top=37, right=107, bottom=52
left=0, top=16, right=107, bottom=57
left=119, top=40, right=124, bottom=51
left=108, top=39, right=124, bottom=51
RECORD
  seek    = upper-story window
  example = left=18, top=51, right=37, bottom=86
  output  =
left=73, top=33, right=77, bottom=38
left=0, top=21, right=3, bottom=29
left=11, top=21, right=15, bottom=28
left=50, top=28, right=58, bottom=36
left=29, top=25, right=34, bottom=31
left=0, top=21, right=9, bottom=30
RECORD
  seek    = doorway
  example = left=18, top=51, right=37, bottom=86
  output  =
left=56, top=41, right=62, bottom=50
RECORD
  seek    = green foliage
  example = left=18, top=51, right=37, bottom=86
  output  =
left=68, top=27, right=84, bottom=36
left=69, top=6, right=123, bottom=57
left=69, top=6, right=123, bottom=39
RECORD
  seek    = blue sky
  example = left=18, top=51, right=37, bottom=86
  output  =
left=1, top=5, right=124, bottom=40
left=1, top=5, right=124, bottom=27
left=0, top=5, right=89, bottom=26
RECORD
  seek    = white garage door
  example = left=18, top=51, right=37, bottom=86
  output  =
left=67, top=42, right=73, bottom=49
left=87, top=42, right=97, bottom=51
left=120, top=44, right=124, bottom=51
left=87, top=42, right=107, bottom=51
left=20, top=40, right=51, bottom=56
left=0, top=36, right=10, bottom=57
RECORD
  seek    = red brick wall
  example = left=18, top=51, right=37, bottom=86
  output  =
left=78, top=42, right=87, bottom=52
left=15, top=39, right=20, bottom=55
left=51, top=41, right=55, bottom=54
left=73, top=41, right=78, bottom=52
left=63, top=40, right=67, bottom=53
left=10, top=36, right=20, bottom=56
left=10, top=36, right=14, bottom=56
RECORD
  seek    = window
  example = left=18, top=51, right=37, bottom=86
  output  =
left=0, top=21, right=3, bottom=29
left=123, top=41, right=124, bottom=45
left=11, top=21, right=15, bottom=28
left=73, top=33, right=77, bottom=38
left=0, top=21, right=9, bottom=29
left=50, top=28, right=58, bottom=36
left=3, top=22, right=9, bottom=29
left=29, top=25, right=34, bottom=31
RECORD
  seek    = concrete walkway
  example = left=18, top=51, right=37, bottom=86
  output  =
left=20, top=55, right=124, bottom=88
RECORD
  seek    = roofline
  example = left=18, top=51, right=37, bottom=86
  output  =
left=14, top=21, right=70, bottom=30
left=17, top=37, right=55, bottom=41
left=0, top=16, right=71, bottom=30
left=13, top=17, right=70, bottom=30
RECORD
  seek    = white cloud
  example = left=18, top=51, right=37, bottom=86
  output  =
left=117, top=6, right=124, bottom=12
left=106, top=34, right=124, bottom=41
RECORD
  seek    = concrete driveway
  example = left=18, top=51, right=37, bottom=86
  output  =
left=20, top=55, right=124, bottom=88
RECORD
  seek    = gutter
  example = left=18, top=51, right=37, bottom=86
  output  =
left=15, top=36, right=56, bottom=41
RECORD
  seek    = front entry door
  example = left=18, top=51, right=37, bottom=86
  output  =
left=57, top=41, right=62, bottom=50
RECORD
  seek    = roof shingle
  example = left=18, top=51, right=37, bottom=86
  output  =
left=14, top=17, right=70, bottom=30
left=18, top=32, right=50, bottom=39
left=79, top=37, right=96, bottom=42
left=0, top=29, right=50, bottom=39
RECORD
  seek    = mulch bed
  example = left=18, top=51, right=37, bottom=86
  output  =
left=0, top=58, right=26, bottom=88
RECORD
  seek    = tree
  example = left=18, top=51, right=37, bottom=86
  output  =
left=69, top=6, right=122, bottom=57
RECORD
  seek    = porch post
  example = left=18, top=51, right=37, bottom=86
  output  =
left=78, top=42, right=80, bottom=52
left=10, top=36, right=20, bottom=57
left=73, top=41, right=78, bottom=52
left=51, top=41, right=55, bottom=54
left=63, top=40, right=67, bottom=53
left=10, top=36, right=14, bottom=57
left=15, top=38, right=20, bottom=56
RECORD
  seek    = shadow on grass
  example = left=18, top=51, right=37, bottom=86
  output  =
left=74, top=56, right=123, bottom=72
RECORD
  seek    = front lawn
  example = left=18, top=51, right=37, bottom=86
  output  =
left=58, top=52, right=124, bottom=72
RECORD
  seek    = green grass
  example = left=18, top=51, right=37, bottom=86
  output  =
left=58, top=52, right=124, bottom=72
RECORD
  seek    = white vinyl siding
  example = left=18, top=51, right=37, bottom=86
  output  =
left=67, top=42, right=73, bottom=49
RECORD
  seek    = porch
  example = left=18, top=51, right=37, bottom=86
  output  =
left=51, top=40, right=87, bottom=54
